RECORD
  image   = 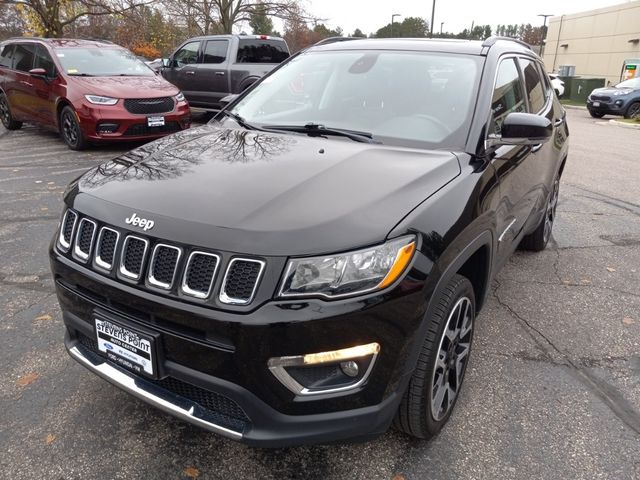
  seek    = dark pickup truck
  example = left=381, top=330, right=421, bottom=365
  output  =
left=161, top=34, right=289, bottom=110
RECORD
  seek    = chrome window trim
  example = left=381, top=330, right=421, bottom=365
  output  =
left=119, top=235, right=149, bottom=281
left=219, top=258, right=266, bottom=305
left=181, top=251, right=221, bottom=299
left=94, top=226, right=120, bottom=271
left=72, top=218, right=97, bottom=263
left=148, top=243, right=182, bottom=290
left=58, top=209, right=77, bottom=252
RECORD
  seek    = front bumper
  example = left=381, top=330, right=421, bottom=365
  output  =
left=586, top=98, right=628, bottom=115
left=52, top=243, right=429, bottom=447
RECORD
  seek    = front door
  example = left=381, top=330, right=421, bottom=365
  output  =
left=193, top=39, right=230, bottom=108
left=162, top=40, right=201, bottom=101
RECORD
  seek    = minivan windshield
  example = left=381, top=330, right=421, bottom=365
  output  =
left=55, top=47, right=154, bottom=76
left=229, top=50, right=482, bottom=149
left=616, top=77, right=640, bottom=89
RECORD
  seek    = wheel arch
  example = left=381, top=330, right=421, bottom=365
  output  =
left=55, top=98, right=74, bottom=130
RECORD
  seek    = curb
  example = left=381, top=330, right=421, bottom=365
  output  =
left=609, top=119, right=640, bottom=129
left=561, top=104, right=587, bottom=110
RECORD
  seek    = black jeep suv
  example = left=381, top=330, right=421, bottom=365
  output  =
left=50, top=37, right=569, bottom=447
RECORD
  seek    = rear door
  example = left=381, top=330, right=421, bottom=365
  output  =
left=192, top=39, right=230, bottom=108
left=10, top=43, right=37, bottom=121
left=162, top=40, right=201, bottom=101
left=0, top=43, right=18, bottom=114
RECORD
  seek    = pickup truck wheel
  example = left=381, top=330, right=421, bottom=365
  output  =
left=520, top=174, right=560, bottom=251
left=60, top=106, right=87, bottom=150
left=0, top=93, right=23, bottom=130
left=394, top=274, right=475, bottom=439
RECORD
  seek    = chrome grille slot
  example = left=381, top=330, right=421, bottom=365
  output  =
left=73, top=218, right=97, bottom=262
left=148, top=244, right=182, bottom=289
left=182, top=252, right=220, bottom=298
left=119, top=236, right=149, bottom=280
left=95, top=227, right=119, bottom=271
left=219, top=258, right=265, bottom=305
left=58, top=209, right=77, bottom=251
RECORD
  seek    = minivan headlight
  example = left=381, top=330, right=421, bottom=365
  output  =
left=84, top=95, right=118, bottom=105
left=278, top=236, right=416, bottom=299
left=175, top=92, right=185, bottom=102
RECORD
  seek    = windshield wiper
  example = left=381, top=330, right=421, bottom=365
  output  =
left=265, top=123, right=379, bottom=144
left=217, top=110, right=264, bottom=131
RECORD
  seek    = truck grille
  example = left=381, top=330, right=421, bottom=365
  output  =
left=123, top=97, right=174, bottom=114
left=57, top=209, right=265, bottom=307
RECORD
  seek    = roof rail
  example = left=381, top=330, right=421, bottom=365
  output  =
left=81, top=37, right=115, bottom=44
left=6, top=36, right=47, bottom=41
left=482, top=36, right=532, bottom=50
left=313, top=36, right=361, bottom=47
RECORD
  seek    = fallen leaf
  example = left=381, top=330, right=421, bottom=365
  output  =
left=40, top=207, right=49, bottom=211
left=606, top=267, right=616, bottom=272
left=35, top=180, right=43, bottom=184
left=47, top=181, right=55, bottom=185
left=562, top=279, right=571, bottom=284
left=392, top=476, right=406, bottom=480
left=16, top=373, right=39, bottom=386
left=580, top=278, right=592, bottom=284
left=45, top=433, right=56, bottom=444
left=623, top=317, right=635, bottom=326
left=35, top=314, right=52, bottom=322
left=184, top=467, right=200, bottom=479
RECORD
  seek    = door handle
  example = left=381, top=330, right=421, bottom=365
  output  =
left=185, top=71, right=195, bottom=75
left=214, top=71, right=225, bottom=76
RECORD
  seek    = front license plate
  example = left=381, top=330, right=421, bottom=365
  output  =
left=147, top=116, right=165, bottom=127
left=592, top=101, right=601, bottom=107
left=95, top=317, right=155, bottom=377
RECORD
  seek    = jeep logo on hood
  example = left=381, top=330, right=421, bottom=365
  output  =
left=125, top=213, right=155, bottom=231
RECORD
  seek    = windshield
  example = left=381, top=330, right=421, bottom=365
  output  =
left=55, top=47, right=154, bottom=76
left=229, top=50, right=482, bottom=149
left=616, top=77, right=640, bottom=89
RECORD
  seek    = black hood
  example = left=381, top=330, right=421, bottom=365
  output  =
left=70, top=125, right=460, bottom=256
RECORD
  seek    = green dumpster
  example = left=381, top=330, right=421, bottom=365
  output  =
left=559, top=77, right=606, bottom=103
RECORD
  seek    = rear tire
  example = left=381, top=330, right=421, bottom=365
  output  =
left=59, top=106, right=87, bottom=150
left=0, top=92, right=23, bottom=130
left=394, top=274, right=475, bottom=439
left=588, top=110, right=605, bottom=118
left=520, top=173, right=560, bottom=251
left=624, top=101, right=640, bottom=119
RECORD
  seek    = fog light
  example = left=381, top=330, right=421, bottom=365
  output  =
left=268, top=342, right=380, bottom=396
left=96, top=123, right=119, bottom=134
left=615, top=100, right=623, bottom=106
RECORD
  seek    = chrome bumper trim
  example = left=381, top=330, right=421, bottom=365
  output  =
left=68, top=345, right=243, bottom=440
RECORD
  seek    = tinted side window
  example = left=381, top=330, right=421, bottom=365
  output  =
left=173, top=41, right=200, bottom=67
left=35, top=45, right=56, bottom=77
left=491, top=58, right=526, bottom=134
left=236, top=39, right=289, bottom=63
left=202, top=40, right=228, bottom=64
left=519, top=58, right=545, bottom=113
left=0, top=44, right=15, bottom=68
left=13, top=44, right=36, bottom=72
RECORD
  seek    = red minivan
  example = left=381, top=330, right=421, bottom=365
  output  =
left=0, top=38, right=191, bottom=150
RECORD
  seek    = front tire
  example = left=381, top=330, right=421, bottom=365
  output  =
left=59, top=106, right=87, bottom=150
left=624, top=101, right=640, bottom=119
left=394, top=274, right=475, bottom=439
left=0, top=92, right=23, bottom=130
left=520, top=173, right=560, bottom=251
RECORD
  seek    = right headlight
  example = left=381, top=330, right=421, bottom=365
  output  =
left=84, top=94, right=118, bottom=105
left=278, top=235, right=416, bottom=299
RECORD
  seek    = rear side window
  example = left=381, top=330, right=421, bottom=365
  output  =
left=236, top=39, right=289, bottom=63
left=202, top=40, right=228, bottom=64
left=13, top=44, right=36, bottom=72
left=519, top=58, right=545, bottom=113
left=0, top=44, right=15, bottom=68
left=173, top=41, right=200, bottom=67
left=35, top=45, right=56, bottom=77
left=491, top=58, right=526, bottom=134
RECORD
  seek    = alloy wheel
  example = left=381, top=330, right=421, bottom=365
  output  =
left=430, top=296, right=474, bottom=421
left=0, top=96, right=10, bottom=127
left=628, top=103, right=640, bottom=119
left=62, top=111, right=79, bottom=146
left=543, top=178, right=560, bottom=244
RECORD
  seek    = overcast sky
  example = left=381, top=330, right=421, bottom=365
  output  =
left=293, top=0, right=632, bottom=36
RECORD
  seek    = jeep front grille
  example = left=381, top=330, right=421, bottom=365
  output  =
left=57, top=209, right=266, bottom=307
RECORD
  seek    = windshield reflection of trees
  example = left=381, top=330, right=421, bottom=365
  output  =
left=80, top=126, right=293, bottom=189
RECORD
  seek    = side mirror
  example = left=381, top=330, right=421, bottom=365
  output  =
left=487, top=112, right=553, bottom=148
left=162, top=58, right=171, bottom=68
left=219, top=94, right=239, bottom=109
left=29, top=67, right=47, bottom=78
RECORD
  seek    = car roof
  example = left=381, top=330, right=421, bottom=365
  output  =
left=308, top=37, right=536, bottom=57
left=3, top=37, right=121, bottom=49
left=186, top=34, right=286, bottom=41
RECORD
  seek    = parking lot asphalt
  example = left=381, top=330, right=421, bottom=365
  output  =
left=0, top=109, right=639, bottom=480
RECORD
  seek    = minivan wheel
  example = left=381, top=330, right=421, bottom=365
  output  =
left=624, top=101, right=640, bottom=119
left=0, top=93, right=23, bottom=130
left=588, top=110, right=605, bottom=118
left=520, top=174, right=560, bottom=251
left=394, top=274, right=475, bottom=439
left=60, top=106, right=87, bottom=150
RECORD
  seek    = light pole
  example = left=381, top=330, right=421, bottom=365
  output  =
left=440, top=22, right=444, bottom=36
left=430, top=0, right=436, bottom=37
left=538, top=14, right=553, bottom=56
left=391, top=13, right=401, bottom=37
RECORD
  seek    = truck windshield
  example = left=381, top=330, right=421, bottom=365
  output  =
left=230, top=50, right=482, bottom=149
left=55, top=47, right=154, bottom=76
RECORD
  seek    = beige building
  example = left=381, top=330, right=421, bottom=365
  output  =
left=543, top=1, right=640, bottom=85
